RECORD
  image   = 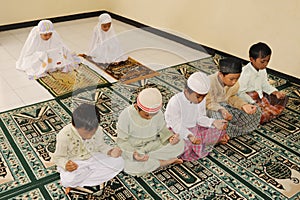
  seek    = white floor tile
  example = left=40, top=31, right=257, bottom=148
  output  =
left=0, top=90, right=24, bottom=112
left=14, top=84, right=54, bottom=106
left=0, top=16, right=212, bottom=113
left=0, top=68, right=36, bottom=89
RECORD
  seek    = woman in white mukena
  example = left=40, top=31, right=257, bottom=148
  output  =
left=16, top=20, right=80, bottom=79
left=88, top=13, right=128, bottom=64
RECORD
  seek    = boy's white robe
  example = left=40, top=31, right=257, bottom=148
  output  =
left=53, top=124, right=124, bottom=187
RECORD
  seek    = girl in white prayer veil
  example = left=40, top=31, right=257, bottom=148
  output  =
left=16, top=20, right=80, bottom=79
left=88, top=13, right=128, bottom=64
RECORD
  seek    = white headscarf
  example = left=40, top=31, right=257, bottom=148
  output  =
left=16, top=20, right=64, bottom=71
left=88, top=13, right=127, bottom=63
left=38, top=20, right=54, bottom=34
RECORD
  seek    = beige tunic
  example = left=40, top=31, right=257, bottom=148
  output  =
left=117, top=105, right=184, bottom=176
left=206, top=72, right=247, bottom=111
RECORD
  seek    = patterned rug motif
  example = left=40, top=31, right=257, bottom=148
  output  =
left=187, top=57, right=219, bottom=75
left=0, top=100, right=71, bottom=181
left=0, top=56, right=300, bottom=199
left=0, top=126, right=31, bottom=195
left=37, top=63, right=110, bottom=98
left=85, top=57, right=160, bottom=84
left=111, top=78, right=180, bottom=112
left=59, top=87, right=130, bottom=142
left=213, top=132, right=300, bottom=199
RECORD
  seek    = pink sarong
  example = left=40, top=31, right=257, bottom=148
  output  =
left=180, top=125, right=226, bottom=161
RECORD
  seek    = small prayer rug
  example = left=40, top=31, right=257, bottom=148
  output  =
left=37, top=63, right=111, bottom=98
left=85, top=56, right=160, bottom=84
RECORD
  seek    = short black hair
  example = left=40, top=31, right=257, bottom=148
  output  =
left=219, top=57, right=242, bottom=74
left=249, top=42, right=272, bottom=59
left=71, top=103, right=100, bottom=131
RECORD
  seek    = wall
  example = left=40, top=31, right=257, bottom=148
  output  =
left=1, top=0, right=299, bottom=78
left=0, top=0, right=108, bottom=25
left=106, top=0, right=300, bottom=78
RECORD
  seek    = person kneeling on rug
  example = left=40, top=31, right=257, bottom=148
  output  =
left=16, top=20, right=80, bottom=79
left=206, top=57, right=262, bottom=138
left=53, top=103, right=124, bottom=194
left=117, top=88, right=184, bottom=177
left=165, top=72, right=229, bottom=161
left=85, top=13, right=128, bottom=66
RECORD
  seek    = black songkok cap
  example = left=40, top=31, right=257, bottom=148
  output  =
left=219, top=57, right=242, bottom=73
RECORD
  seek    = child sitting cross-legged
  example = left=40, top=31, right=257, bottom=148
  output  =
left=165, top=72, right=229, bottom=161
left=206, top=57, right=262, bottom=138
left=117, top=88, right=184, bottom=176
left=53, top=103, right=124, bottom=193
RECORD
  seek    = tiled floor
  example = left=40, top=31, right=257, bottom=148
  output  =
left=0, top=17, right=210, bottom=112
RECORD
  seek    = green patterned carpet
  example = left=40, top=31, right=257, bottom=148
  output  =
left=0, top=57, right=299, bottom=199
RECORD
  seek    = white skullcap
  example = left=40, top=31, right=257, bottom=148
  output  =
left=137, top=88, right=162, bottom=113
left=187, top=72, right=210, bottom=94
left=38, top=20, right=54, bottom=34
left=99, top=13, right=112, bottom=25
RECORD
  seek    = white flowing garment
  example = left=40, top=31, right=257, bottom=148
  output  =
left=88, top=13, right=127, bottom=63
left=16, top=20, right=80, bottom=79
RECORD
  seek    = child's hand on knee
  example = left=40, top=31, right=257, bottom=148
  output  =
left=65, top=160, right=78, bottom=172
left=169, top=134, right=180, bottom=145
left=219, top=109, right=232, bottom=120
left=133, top=151, right=149, bottom=161
left=213, top=119, right=228, bottom=130
left=242, top=104, right=257, bottom=114
left=188, top=134, right=201, bottom=145
left=109, top=147, right=122, bottom=158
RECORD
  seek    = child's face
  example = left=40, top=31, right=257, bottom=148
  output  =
left=101, top=22, right=111, bottom=32
left=250, top=55, right=271, bottom=70
left=219, top=72, right=240, bottom=87
left=77, top=127, right=97, bottom=140
left=185, top=90, right=207, bottom=104
left=134, top=104, right=157, bottom=120
left=40, top=33, right=52, bottom=41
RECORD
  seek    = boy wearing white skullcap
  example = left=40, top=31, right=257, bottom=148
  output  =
left=16, top=20, right=80, bottom=79
left=87, top=13, right=128, bottom=64
left=117, top=88, right=184, bottom=176
left=165, top=72, right=229, bottom=161
left=206, top=57, right=262, bottom=138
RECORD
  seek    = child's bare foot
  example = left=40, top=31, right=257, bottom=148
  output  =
left=173, top=158, right=183, bottom=164
left=160, top=158, right=183, bottom=167
left=65, top=187, right=71, bottom=194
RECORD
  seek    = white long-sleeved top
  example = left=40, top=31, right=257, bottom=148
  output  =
left=165, top=92, right=215, bottom=140
left=238, top=62, right=277, bottom=103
